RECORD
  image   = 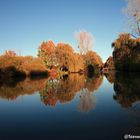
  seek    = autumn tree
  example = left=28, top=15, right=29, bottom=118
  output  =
left=104, top=56, right=115, bottom=70
left=38, top=41, right=84, bottom=72
left=123, top=0, right=140, bottom=37
left=38, top=38, right=103, bottom=73
left=38, top=41, right=56, bottom=68
left=75, top=30, right=94, bottom=54
left=55, top=43, right=83, bottom=72
left=83, top=51, right=103, bottom=68
left=75, top=30, right=103, bottom=73
left=55, top=43, right=74, bottom=70
left=72, top=53, right=84, bottom=72
left=112, top=33, right=140, bottom=71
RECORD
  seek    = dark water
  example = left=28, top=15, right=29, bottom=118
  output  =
left=0, top=73, right=140, bottom=140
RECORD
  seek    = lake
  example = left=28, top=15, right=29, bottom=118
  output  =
left=0, top=73, right=140, bottom=140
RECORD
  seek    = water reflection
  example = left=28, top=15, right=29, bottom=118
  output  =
left=0, top=78, right=47, bottom=100
left=78, top=88, right=96, bottom=112
left=0, top=74, right=103, bottom=112
left=40, top=74, right=85, bottom=105
left=1, top=71, right=140, bottom=112
left=0, top=72, right=140, bottom=139
left=113, top=72, right=140, bottom=108
left=105, top=72, right=140, bottom=136
left=40, top=74, right=103, bottom=112
left=105, top=71, right=140, bottom=108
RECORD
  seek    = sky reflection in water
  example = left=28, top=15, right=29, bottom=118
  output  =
left=0, top=73, right=140, bottom=140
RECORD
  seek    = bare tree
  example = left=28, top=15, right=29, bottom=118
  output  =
left=123, top=0, right=140, bottom=37
left=75, top=30, right=94, bottom=54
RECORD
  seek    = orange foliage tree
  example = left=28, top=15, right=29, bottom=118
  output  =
left=38, top=41, right=84, bottom=72
left=38, top=41, right=56, bottom=69
left=55, top=43, right=84, bottom=72
left=55, top=43, right=74, bottom=69
left=38, top=37, right=102, bottom=73
left=83, top=51, right=103, bottom=73
left=75, top=30, right=103, bottom=72
left=112, top=33, right=140, bottom=71
left=0, top=54, right=47, bottom=76
left=104, top=56, right=115, bottom=70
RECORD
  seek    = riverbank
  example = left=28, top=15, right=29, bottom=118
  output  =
left=0, top=55, right=49, bottom=80
left=111, top=34, right=140, bottom=71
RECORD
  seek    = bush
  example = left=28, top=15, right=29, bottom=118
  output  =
left=0, top=55, right=47, bottom=77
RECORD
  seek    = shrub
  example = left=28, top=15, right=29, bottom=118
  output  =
left=0, top=54, right=47, bottom=77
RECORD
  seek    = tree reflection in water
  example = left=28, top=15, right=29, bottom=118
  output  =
left=105, top=71, right=140, bottom=108
left=40, top=74, right=85, bottom=106
left=40, top=74, right=103, bottom=112
left=0, top=73, right=103, bottom=112
left=77, top=75, right=103, bottom=112
left=105, top=72, right=140, bottom=135
left=113, top=72, right=140, bottom=108
left=78, top=88, right=96, bottom=113
left=0, top=78, right=47, bottom=100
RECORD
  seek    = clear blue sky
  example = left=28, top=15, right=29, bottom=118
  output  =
left=0, top=0, right=126, bottom=62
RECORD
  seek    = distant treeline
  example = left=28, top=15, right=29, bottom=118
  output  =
left=38, top=41, right=103, bottom=74
left=0, top=39, right=103, bottom=79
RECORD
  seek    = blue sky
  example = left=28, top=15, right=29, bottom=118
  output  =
left=0, top=0, right=126, bottom=62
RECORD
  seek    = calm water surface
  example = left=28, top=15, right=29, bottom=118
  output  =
left=0, top=73, right=140, bottom=140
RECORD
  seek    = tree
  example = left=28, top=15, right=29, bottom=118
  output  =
left=123, top=0, right=140, bottom=37
left=104, top=56, right=115, bottom=70
left=38, top=41, right=85, bottom=72
left=82, top=51, right=103, bottom=75
left=38, top=40, right=56, bottom=68
left=112, top=33, right=140, bottom=71
left=4, top=50, right=17, bottom=57
left=83, top=51, right=103, bottom=68
left=55, top=43, right=74, bottom=69
left=75, top=30, right=94, bottom=54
